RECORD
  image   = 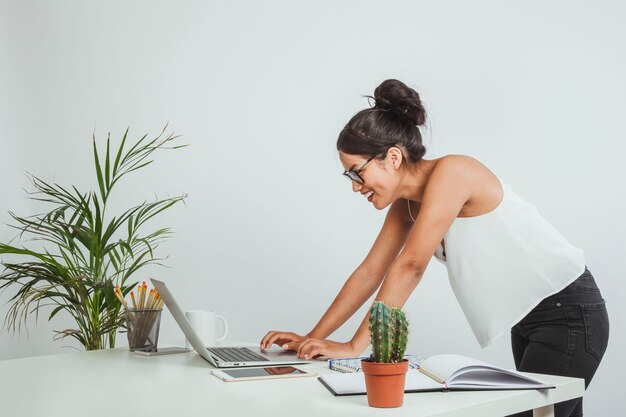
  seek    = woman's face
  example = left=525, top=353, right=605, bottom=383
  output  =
left=339, top=149, right=403, bottom=210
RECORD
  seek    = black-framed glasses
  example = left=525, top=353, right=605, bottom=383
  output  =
left=342, top=154, right=378, bottom=184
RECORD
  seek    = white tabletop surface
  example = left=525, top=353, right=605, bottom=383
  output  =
left=0, top=341, right=584, bottom=417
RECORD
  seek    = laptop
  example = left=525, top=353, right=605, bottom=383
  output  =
left=151, top=278, right=311, bottom=368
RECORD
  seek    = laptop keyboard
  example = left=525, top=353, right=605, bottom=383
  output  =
left=208, top=347, right=269, bottom=363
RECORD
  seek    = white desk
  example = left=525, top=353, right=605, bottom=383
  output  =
left=0, top=343, right=584, bottom=417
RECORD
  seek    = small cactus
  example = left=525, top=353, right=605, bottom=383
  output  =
left=368, top=301, right=409, bottom=363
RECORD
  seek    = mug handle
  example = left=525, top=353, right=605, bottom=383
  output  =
left=216, top=314, right=228, bottom=342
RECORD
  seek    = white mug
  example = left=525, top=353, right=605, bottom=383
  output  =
left=185, top=310, right=228, bottom=347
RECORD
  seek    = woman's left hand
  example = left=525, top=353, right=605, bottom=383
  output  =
left=297, top=338, right=358, bottom=360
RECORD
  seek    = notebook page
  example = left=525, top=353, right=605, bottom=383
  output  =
left=450, top=369, right=552, bottom=389
left=420, top=354, right=495, bottom=382
left=319, top=369, right=442, bottom=395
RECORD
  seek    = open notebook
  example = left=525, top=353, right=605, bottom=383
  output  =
left=319, top=354, right=555, bottom=396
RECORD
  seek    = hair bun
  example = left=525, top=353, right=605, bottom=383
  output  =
left=373, top=79, right=426, bottom=126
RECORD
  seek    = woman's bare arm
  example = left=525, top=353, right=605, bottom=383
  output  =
left=348, top=159, right=473, bottom=354
left=260, top=199, right=413, bottom=351
left=306, top=199, right=414, bottom=340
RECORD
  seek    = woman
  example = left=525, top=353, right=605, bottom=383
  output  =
left=260, top=79, right=609, bottom=417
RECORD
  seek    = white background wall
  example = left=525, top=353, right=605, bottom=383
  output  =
left=1, top=0, right=624, bottom=415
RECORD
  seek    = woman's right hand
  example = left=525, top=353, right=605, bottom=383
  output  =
left=260, top=331, right=306, bottom=352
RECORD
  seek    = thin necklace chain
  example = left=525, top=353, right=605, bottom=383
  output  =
left=407, top=199, right=416, bottom=223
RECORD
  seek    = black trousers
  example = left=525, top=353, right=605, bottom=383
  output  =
left=507, top=267, right=609, bottom=417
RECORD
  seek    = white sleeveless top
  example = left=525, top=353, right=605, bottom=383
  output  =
left=424, top=175, right=585, bottom=348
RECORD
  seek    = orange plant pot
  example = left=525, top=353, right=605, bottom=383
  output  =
left=361, top=359, right=409, bottom=408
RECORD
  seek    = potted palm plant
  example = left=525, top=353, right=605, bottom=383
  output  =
left=0, top=126, right=185, bottom=350
left=361, top=301, right=410, bottom=408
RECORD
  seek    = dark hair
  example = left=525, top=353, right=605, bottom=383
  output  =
left=336, top=79, right=427, bottom=165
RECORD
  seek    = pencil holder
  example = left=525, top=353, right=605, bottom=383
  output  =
left=126, top=309, right=162, bottom=352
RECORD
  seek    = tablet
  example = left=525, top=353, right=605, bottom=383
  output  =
left=211, top=366, right=317, bottom=382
